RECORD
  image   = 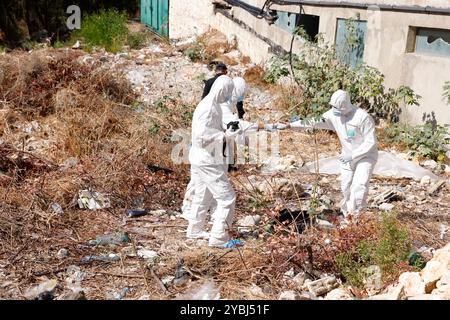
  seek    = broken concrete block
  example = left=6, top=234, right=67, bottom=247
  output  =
left=25, top=279, right=58, bottom=300
left=399, top=272, right=426, bottom=297
left=278, top=290, right=300, bottom=300
left=420, top=175, right=432, bottom=185
left=325, top=288, right=354, bottom=300
left=379, top=203, right=395, bottom=211
left=306, top=276, right=339, bottom=297
left=371, top=189, right=403, bottom=205
left=427, top=180, right=446, bottom=196
left=237, top=215, right=261, bottom=233
left=431, top=284, right=450, bottom=300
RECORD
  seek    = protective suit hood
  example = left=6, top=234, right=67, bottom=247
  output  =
left=330, top=90, right=355, bottom=116
left=232, top=77, right=247, bottom=103
left=207, top=75, right=235, bottom=105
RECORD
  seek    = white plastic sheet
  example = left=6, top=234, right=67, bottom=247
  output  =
left=305, top=151, right=439, bottom=181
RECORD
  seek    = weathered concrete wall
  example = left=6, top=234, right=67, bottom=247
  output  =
left=169, top=0, right=450, bottom=124
left=169, top=0, right=215, bottom=39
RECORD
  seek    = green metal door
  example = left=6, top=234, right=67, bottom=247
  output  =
left=141, top=0, right=169, bottom=37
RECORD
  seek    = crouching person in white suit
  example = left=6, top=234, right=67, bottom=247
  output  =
left=286, top=90, right=378, bottom=221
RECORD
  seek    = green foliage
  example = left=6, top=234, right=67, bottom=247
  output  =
left=265, top=36, right=421, bottom=122
left=336, top=212, right=411, bottom=288
left=148, top=120, right=160, bottom=135
left=382, top=123, right=449, bottom=162
left=184, top=45, right=203, bottom=62
left=127, top=31, right=148, bottom=50
left=72, top=9, right=129, bottom=53
left=443, top=81, right=450, bottom=105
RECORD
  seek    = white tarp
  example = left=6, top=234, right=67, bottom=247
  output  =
left=305, top=151, right=439, bottom=181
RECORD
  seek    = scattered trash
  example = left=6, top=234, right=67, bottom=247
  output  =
left=51, top=203, right=64, bottom=214
left=88, top=232, right=130, bottom=246
left=137, top=249, right=159, bottom=266
left=408, top=251, right=427, bottom=270
left=162, top=276, right=175, bottom=285
left=379, top=203, right=395, bottom=211
left=57, top=291, right=86, bottom=300
left=57, top=248, right=68, bottom=259
left=427, top=180, right=446, bottom=196
left=174, top=280, right=220, bottom=300
left=278, top=208, right=310, bottom=234
left=283, top=268, right=295, bottom=279
left=72, top=40, right=81, bottom=49
left=372, top=189, right=404, bottom=205
left=81, top=254, right=120, bottom=264
left=306, top=276, right=339, bottom=297
left=223, top=239, right=244, bottom=249
left=77, top=190, right=111, bottom=210
left=237, top=215, right=261, bottom=234
left=127, top=209, right=148, bottom=218
left=306, top=151, right=439, bottom=181
left=25, top=279, right=58, bottom=300
left=316, top=218, right=334, bottom=229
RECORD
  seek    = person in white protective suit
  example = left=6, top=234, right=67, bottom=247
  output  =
left=186, top=75, right=242, bottom=246
left=181, top=77, right=283, bottom=221
left=286, top=90, right=378, bottom=220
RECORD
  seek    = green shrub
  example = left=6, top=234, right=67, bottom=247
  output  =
left=184, top=45, right=203, bottom=62
left=336, top=212, right=411, bottom=288
left=265, top=33, right=420, bottom=122
left=72, top=9, right=129, bottom=53
left=382, top=123, right=450, bottom=162
left=127, top=32, right=148, bottom=50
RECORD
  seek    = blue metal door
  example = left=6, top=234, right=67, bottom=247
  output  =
left=335, top=18, right=367, bottom=68
left=141, top=0, right=169, bottom=37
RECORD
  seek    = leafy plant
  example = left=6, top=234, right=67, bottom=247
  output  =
left=382, top=123, right=449, bottom=162
left=72, top=9, right=129, bottom=53
left=336, top=212, right=411, bottom=288
left=127, top=31, right=148, bottom=50
left=184, top=45, right=203, bottom=62
left=266, top=35, right=421, bottom=122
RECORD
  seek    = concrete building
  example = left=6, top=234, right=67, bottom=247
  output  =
left=143, top=0, right=450, bottom=125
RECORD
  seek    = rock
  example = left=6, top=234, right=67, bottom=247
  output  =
left=368, top=284, right=405, bottom=300
left=316, top=219, right=334, bottom=229
left=149, top=209, right=168, bottom=216
left=437, top=271, right=450, bottom=288
left=364, top=265, right=383, bottom=294
left=162, top=276, right=175, bottom=285
left=237, top=215, right=261, bottom=233
left=72, top=40, right=81, bottom=49
left=407, top=294, right=441, bottom=300
left=51, top=203, right=64, bottom=214
left=137, top=249, right=159, bottom=265
left=78, top=190, right=111, bottom=210
left=432, top=284, right=450, bottom=299
left=283, top=268, right=295, bottom=279
left=420, top=175, right=431, bottom=185
left=421, top=261, right=448, bottom=293
left=25, top=279, right=58, bottom=300
left=399, top=272, right=426, bottom=297
left=423, top=160, right=438, bottom=169
left=427, top=180, right=447, bottom=196
left=58, top=291, right=86, bottom=300
left=60, top=157, right=78, bottom=171
left=278, top=290, right=300, bottom=300
left=325, top=288, right=354, bottom=300
left=57, top=248, right=68, bottom=259
left=379, top=203, right=395, bottom=211
left=292, top=272, right=308, bottom=287
left=444, top=165, right=450, bottom=175
left=306, top=276, right=339, bottom=297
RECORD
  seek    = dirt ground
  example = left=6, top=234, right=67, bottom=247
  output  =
left=0, top=30, right=448, bottom=300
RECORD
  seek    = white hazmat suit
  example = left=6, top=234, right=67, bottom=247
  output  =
left=290, top=90, right=378, bottom=217
left=186, top=76, right=238, bottom=246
